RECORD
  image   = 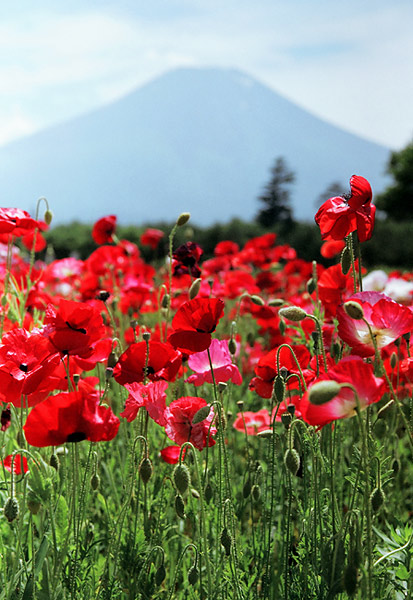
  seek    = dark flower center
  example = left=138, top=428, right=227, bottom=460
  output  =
left=66, top=432, right=87, bottom=443
left=19, top=363, right=29, bottom=372
left=65, top=321, right=87, bottom=334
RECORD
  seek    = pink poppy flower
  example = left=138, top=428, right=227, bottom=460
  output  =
left=233, top=409, right=270, bottom=435
left=120, top=380, right=168, bottom=426
left=300, top=357, right=385, bottom=428
left=337, top=291, right=413, bottom=357
left=164, top=396, right=216, bottom=450
left=186, top=339, right=242, bottom=387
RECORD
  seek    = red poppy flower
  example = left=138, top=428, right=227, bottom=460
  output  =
left=164, top=396, right=216, bottom=450
left=3, top=454, right=29, bottom=475
left=43, top=299, right=106, bottom=357
left=233, top=409, right=270, bottom=435
left=214, top=240, right=239, bottom=256
left=160, top=445, right=186, bottom=464
left=140, top=228, right=164, bottom=249
left=168, top=297, right=225, bottom=354
left=0, top=208, right=38, bottom=236
left=300, top=357, right=385, bottom=428
left=21, top=221, right=49, bottom=252
left=120, top=380, right=168, bottom=426
left=0, top=328, right=61, bottom=407
left=23, top=389, right=120, bottom=447
left=113, top=341, right=181, bottom=385
left=92, top=215, right=117, bottom=245
left=172, top=242, right=204, bottom=277
left=337, top=291, right=413, bottom=357
left=1, top=405, right=11, bottom=431
left=250, top=344, right=311, bottom=399
left=320, top=239, right=345, bottom=259
left=315, top=175, right=376, bottom=242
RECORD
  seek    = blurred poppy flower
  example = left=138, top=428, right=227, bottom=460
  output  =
left=173, top=242, right=203, bottom=277
left=337, top=291, right=413, bottom=357
left=168, top=297, right=225, bottom=354
left=23, top=389, right=120, bottom=447
left=300, top=357, right=385, bottom=428
left=113, top=341, right=181, bottom=385
left=1, top=404, right=11, bottom=431
left=43, top=299, right=106, bottom=357
left=21, top=221, right=49, bottom=252
left=186, top=339, right=242, bottom=386
left=233, top=409, right=270, bottom=435
left=92, top=215, right=117, bottom=245
left=320, top=239, right=345, bottom=259
left=214, top=240, right=239, bottom=256
left=164, top=396, right=216, bottom=450
left=315, top=175, right=375, bottom=242
left=3, top=454, right=29, bottom=475
left=140, top=228, right=164, bottom=249
left=160, top=445, right=186, bottom=464
left=0, top=207, right=38, bottom=236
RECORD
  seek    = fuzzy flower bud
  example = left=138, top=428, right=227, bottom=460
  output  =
left=308, top=380, right=341, bottom=405
left=173, top=463, right=191, bottom=495
left=175, top=494, right=185, bottom=518
left=176, top=212, right=191, bottom=227
left=343, top=301, right=364, bottom=320
left=189, top=278, right=202, bottom=300
left=188, top=565, right=199, bottom=585
left=284, top=448, right=300, bottom=476
left=279, top=306, right=307, bottom=322
left=4, top=497, right=19, bottom=522
left=139, top=457, right=153, bottom=485
left=370, top=487, right=385, bottom=512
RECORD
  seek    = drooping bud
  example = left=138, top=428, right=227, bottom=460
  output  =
left=173, top=464, right=191, bottom=495
left=268, top=298, right=284, bottom=307
left=278, top=306, right=307, bottom=322
left=308, top=380, right=341, bottom=405
left=390, top=352, right=397, bottom=370
left=340, top=246, right=351, bottom=275
left=189, top=278, right=202, bottom=300
left=4, top=497, right=19, bottom=522
left=175, top=494, right=185, bottom=518
left=343, top=563, right=358, bottom=596
left=188, top=565, right=199, bottom=585
left=250, top=295, right=265, bottom=306
left=192, top=405, right=211, bottom=425
left=161, top=294, right=170, bottom=309
left=370, top=487, right=385, bottom=512
left=139, top=457, right=153, bottom=485
left=220, top=527, right=232, bottom=556
left=343, top=301, right=364, bottom=320
left=155, top=563, right=166, bottom=586
left=27, top=490, right=41, bottom=515
left=273, top=374, right=285, bottom=404
left=251, top=484, right=261, bottom=502
left=204, top=482, right=213, bottom=504
left=90, top=473, right=100, bottom=491
left=306, top=278, right=316, bottom=295
left=228, top=338, right=237, bottom=355
left=44, top=209, right=53, bottom=226
left=242, top=478, right=252, bottom=498
left=284, top=449, right=300, bottom=476
left=49, top=453, right=59, bottom=471
left=176, top=212, right=191, bottom=227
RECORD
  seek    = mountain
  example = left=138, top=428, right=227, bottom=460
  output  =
left=0, top=67, right=390, bottom=225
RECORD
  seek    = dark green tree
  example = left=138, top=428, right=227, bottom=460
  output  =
left=256, top=157, right=295, bottom=227
left=375, top=139, right=413, bottom=220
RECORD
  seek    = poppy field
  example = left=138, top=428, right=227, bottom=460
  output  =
left=0, top=176, right=412, bottom=599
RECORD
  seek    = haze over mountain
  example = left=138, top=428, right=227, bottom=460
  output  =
left=0, top=67, right=390, bottom=225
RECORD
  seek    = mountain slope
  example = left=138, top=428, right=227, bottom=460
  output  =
left=0, top=67, right=390, bottom=225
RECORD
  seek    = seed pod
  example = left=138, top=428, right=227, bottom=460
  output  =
left=204, top=482, right=213, bottom=504
left=139, top=457, right=153, bottom=485
left=306, top=278, right=316, bottom=295
left=370, top=487, right=385, bottom=512
left=173, top=464, right=191, bottom=495
left=155, top=564, right=166, bottom=586
left=284, top=448, right=300, bottom=476
left=340, top=246, right=351, bottom=275
left=228, top=338, right=237, bottom=355
left=251, top=484, right=261, bottom=502
left=175, top=494, right=185, bottom=519
left=49, top=453, right=59, bottom=471
left=4, top=497, right=19, bottom=522
left=97, top=290, right=110, bottom=302
left=188, top=565, right=199, bottom=585
left=221, top=527, right=232, bottom=556
left=192, top=405, right=211, bottom=425
left=281, top=412, right=292, bottom=429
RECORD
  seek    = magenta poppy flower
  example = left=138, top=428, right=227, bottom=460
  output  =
left=315, top=175, right=376, bottom=242
left=120, top=380, right=168, bottom=426
left=300, top=357, right=385, bottom=428
left=164, top=396, right=216, bottom=450
left=337, top=291, right=413, bottom=357
left=186, top=339, right=242, bottom=387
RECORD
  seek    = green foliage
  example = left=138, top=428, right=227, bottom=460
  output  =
left=375, top=139, right=413, bottom=220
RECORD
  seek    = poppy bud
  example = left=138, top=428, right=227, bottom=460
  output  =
left=309, top=380, right=341, bottom=405
left=176, top=212, right=191, bottom=227
left=370, top=487, right=385, bottom=512
left=250, top=295, right=265, bottom=306
left=204, top=482, right=213, bottom=504
left=49, top=454, right=59, bottom=471
left=284, top=448, right=300, bottom=476
left=97, top=290, right=110, bottom=302
left=268, top=298, right=284, bottom=307
left=139, top=457, right=153, bottom=485
left=243, top=478, right=252, bottom=498
left=390, top=352, right=397, bottom=370
left=155, top=564, right=166, bottom=586
left=279, top=306, right=307, bottom=322
left=192, top=405, right=211, bottom=425
left=173, top=464, right=191, bottom=495
left=228, top=338, right=237, bottom=355
left=44, top=209, right=53, bottom=225
left=189, top=278, right=202, bottom=300
left=287, top=404, right=295, bottom=417
left=188, top=565, right=199, bottom=585
left=175, top=494, right=185, bottom=518
left=142, top=331, right=151, bottom=342
left=90, top=473, right=100, bottom=491
left=4, top=497, right=19, bottom=522
left=340, top=247, right=351, bottom=275
left=220, top=527, right=232, bottom=556
left=257, top=429, right=273, bottom=438
left=343, top=301, right=364, bottom=320
left=306, top=278, right=316, bottom=295
left=273, top=374, right=285, bottom=404
left=251, top=484, right=261, bottom=502
left=281, top=412, right=292, bottom=429
left=1, top=295, right=7, bottom=307
left=161, top=294, right=170, bottom=309
left=343, top=563, right=358, bottom=596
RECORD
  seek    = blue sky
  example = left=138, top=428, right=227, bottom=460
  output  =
left=1, top=1, right=412, bottom=148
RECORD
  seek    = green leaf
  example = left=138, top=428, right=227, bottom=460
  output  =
left=54, top=495, right=69, bottom=547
